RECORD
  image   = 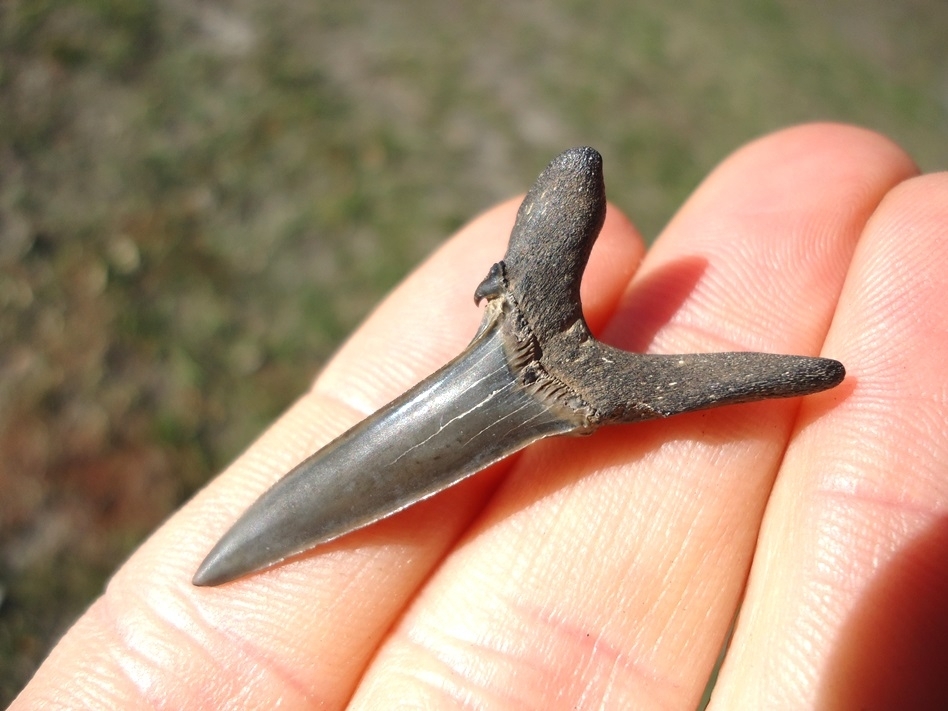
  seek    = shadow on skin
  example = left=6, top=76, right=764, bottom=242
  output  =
left=819, top=516, right=948, bottom=709
left=600, top=254, right=709, bottom=354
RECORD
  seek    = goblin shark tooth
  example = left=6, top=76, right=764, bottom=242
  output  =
left=193, top=147, right=844, bottom=587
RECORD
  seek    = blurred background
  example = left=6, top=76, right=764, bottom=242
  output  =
left=1, top=0, right=946, bottom=700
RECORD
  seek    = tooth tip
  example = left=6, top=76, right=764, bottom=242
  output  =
left=192, top=527, right=264, bottom=586
left=191, top=551, right=237, bottom=587
left=191, top=571, right=213, bottom=587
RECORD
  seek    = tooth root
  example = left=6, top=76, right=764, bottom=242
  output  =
left=545, top=339, right=846, bottom=424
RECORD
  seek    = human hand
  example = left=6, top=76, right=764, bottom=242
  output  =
left=13, top=124, right=947, bottom=710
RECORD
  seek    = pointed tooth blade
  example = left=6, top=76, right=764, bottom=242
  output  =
left=193, top=321, right=582, bottom=586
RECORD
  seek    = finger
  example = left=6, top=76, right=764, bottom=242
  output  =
left=710, top=173, right=948, bottom=709
left=349, top=124, right=916, bottom=710
left=11, top=199, right=643, bottom=708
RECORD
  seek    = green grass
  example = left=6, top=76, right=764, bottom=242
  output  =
left=1, top=0, right=946, bottom=702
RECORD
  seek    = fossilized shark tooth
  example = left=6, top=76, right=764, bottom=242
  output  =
left=193, top=147, right=844, bottom=587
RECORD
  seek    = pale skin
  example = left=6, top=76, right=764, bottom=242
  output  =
left=13, top=123, right=948, bottom=710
